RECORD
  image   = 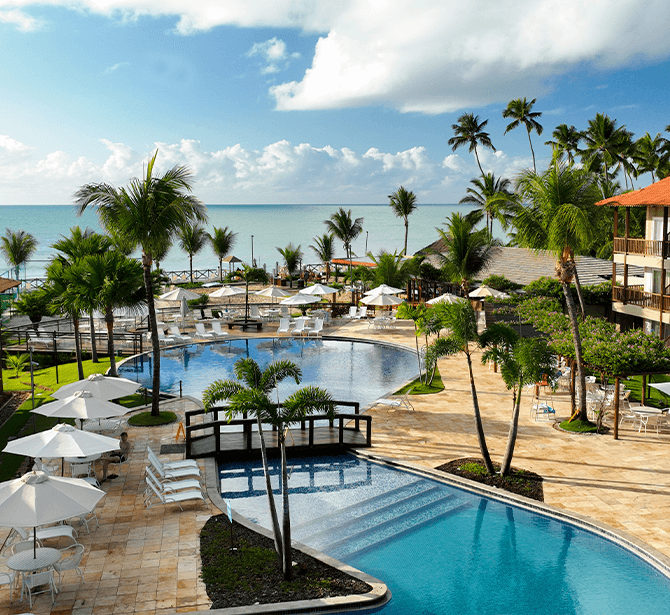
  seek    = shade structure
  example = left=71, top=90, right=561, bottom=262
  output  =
left=3, top=424, right=120, bottom=459
left=360, top=294, right=405, bottom=306
left=427, top=293, right=466, bottom=305
left=299, top=283, right=339, bottom=295
left=648, top=382, right=670, bottom=397
left=280, top=294, right=321, bottom=306
left=33, top=391, right=129, bottom=421
left=159, top=288, right=200, bottom=301
left=210, top=285, right=246, bottom=298
left=365, top=284, right=404, bottom=296
left=468, top=285, right=510, bottom=299
left=254, top=286, right=292, bottom=298
left=53, top=373, right=140, bottom=401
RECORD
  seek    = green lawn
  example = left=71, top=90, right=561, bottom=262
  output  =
left=618, top=373, right=670, bottom=408
left=395, top=368, right=445, bottom=395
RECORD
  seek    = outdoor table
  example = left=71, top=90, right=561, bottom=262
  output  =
left=64, top=453, right=102, bottom=479
left=633, top=406, right=666, bottom=433
left=8, top=546, right=61, bottom=599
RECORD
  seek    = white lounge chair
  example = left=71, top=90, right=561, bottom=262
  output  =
left=147, top=446, right=199, bottom=470
left=305, top=318, right=323, bottom=338
left=291, top=320, right=306, bottom=336
left=210, top=321, right=229, bottom=338
left=169, top=325, right=193, bottom=343
left=144, top=466, right=203, bottom=501
left=249, top=305, right=260, bottom=319
left=194, top=323, right=214, bottom=339
left=145, top=473, right=205, bottom=511
left=154, top=329, right=176, bottom=346
left=370, top=389, right=414, bottom=412
left=276, top=318, right=292, bottom=335
left=355, top=306, right=368, bottom=319
left=148, top=450, right=201, bottom=481
left=344, top=306, right=357, bottom=320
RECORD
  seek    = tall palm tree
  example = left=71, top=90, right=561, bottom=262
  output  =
left=515, top=159, right=601, bottom=422
left=208, top=226, right=237, bottom=282
left=1, top=229, right=37, bottom=281
left=74, top=151, right=207, bottom=417
left=368, top=250, right=416, bottom=289
left=433, top=213, right=496, bottom=295
left=545, top=124, right=582, bottom=163
left=324, top=208, right=363, bottom=293
left=276, top=243, right=303, bottom=288
left=580, top=113, right=630, bottom=185
left=448, top=113, right=496, bottom=176
left=203, top=358, right=334, bottom=580
left=503, top=98, right=543, bottom=172
left=459, top=173, right=516, bottom=235
left=309, top=233, right=335, bottom=281
left=388, top=186, right=418, bottom=255
left=178, top=223, right=207, bottom=283
left=633, top=132, right=666, bottom=183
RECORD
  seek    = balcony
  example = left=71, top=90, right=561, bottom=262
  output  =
left=613, top=286, right=670, bottom=311
left=613, top=237, right=670, bottom=258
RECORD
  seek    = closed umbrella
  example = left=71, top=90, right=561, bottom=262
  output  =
left=360, top=294, right=405, bottom=306
left=33, top=391, right=128, bottom=421
left=159, top=288, right=200, bottom=301
left=53, top=373, right=139, bottom=401
left=180, top=296, right=189, bottom=320
left=365, top=284, right=404, bottom=296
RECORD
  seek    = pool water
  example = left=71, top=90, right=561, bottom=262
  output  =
left=118, top=338, right=417, bottom=406
left=220, top=455, right=670, bottom=615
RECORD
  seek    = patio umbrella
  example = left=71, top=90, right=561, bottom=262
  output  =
left=255, top=286, right=292, bottom=304
left=32, top=391, right=129, bottom=421
left=299, top=283, right=339, bottom=295
left=648, top=382, right=670, bottom=397
left=427, top=293, right=466, bottom=305
left=365, top=284, right=404, bottom=296
left=210, top=286, right=246, bottom=298
left=159, top=288, right=200, bottom=302
left=3, top=424, right=120, bottom=459
left=180, top=297, right=189, bottom=320
left=0, top=470, right=105, bottom=557
left=280, top=294, right=321, bottom=306
left=468, top=285, right=510, bottom=299
left=360, top=294, right=405, bottom=306
left=53, top=373, right=140, bottom=401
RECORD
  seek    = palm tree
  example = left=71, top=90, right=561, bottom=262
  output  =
left=397, top=302, right=428, bottom=384
left=633, top=132, right=666, bottom=183
left=178, top=223, right=207, bottom=283
left=448, top=113, right=496, bottom=176
left=11, top=289, right=51, bottom=332
left=74, top=151, right=207, bottom=417
left=580, top=113, right=630, bottom=185
left=209, top=226, right=237, bottom=282
left=368, top=251, right=416, bottom=289
left=425, top=300, right=494, bottom=474
left=324, top=208, right=363, bottom=294
left=503, top=98, right=543, bottom=172
left=480, top=324, right=554, bottom=475
left=238, top=265, right=268, bottom=321
left=459, top=173, right=516, bottom=235
left=545, top=124, right=582, bottom=163
left=276, top=243, right=303, bottom=288
left=1, top=229, right=37, bottom=280
left=388, top=186, right=418, bottom=255
left=515, top=159, right=601, bottom=422
left=202, top=358, right=334, bottom=580
left=309, top=233, right=335, bottom=281
left=433, top=213, right=496, bottom=295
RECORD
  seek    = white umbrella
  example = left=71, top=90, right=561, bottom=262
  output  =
left=159, top=288, right=200, bottom=301
left=299, top=283, right=340, bottom=295
left=280, top=294, right=321, bottom=306
left=648, top=382, right=670, bottom=397
left=180, top=296, right=189, bottom=319
left=210, top=286, right=246, bottom=298
left=360, top=294, right=405, bottom=306
left=53, top=373, right=140, bottom=401
left=365, top=284, right=404, bottom=296
left=468, top=285, right=510, bottom=299
left=3, top=424, right=120, bottom=459
left=33, top=391, right=129, bottom=421
left=427, top=293, right=466, bottom=305
left=0, top=471, right=105, bottom=556
left=255, top=286, right=291, bottom=298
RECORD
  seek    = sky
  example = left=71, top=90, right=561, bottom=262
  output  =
left=0, top=0, right=669, bottom=205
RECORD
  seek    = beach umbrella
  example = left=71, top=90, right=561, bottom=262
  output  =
left=427, top=293, right=466, bottom=305
left=254, top=286, right=291, bottom=304
left=365, top=284, right=404, bottom=296
left=159, top=288, right=200, bottom=301
left=210, top=286, right=246, bottom=298
left=3, top=424, right=120, bottom=459
left=468, top=285, right=510, bottom=299
left=360, top=294, right=405, bottom=306
left=648, top=382, right=670, bottom=397
left=32, top=391, right=129, bottom=421
left=280, top=294, right=321, bottom=306
left=299, top=283, right=339, bottom=295
left=53, top=373, right=140, bottom=401
left=0, top=470, right=105, bottom=557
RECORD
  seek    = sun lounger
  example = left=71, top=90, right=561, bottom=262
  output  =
left=194, top=322, right=214, bottom=339
left=148, top=449, right=201, bottom=481
left=370, top=389, right=414, bottom=412
left=291, top=320, right=306, bottom=336
left=210, top=321, right=229, bottom=338
left=305, top=318, right=323, bottom=338
left=276, top=318, right=292, bottom=335
left=147, top=446, right=199, bottom=470
left=344, top=306, right=357, bottom=320
left=169, top=325, right=193, bottom=343
left=144, top=472, right=205, bottom=510
left=144, top=466, right=203, bottom=501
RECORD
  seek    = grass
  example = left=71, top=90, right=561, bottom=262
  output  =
left=396, top=368, right=445, bottom=395
left=617, top=374, right=670, bottom=408
left=128, top=411, right=177, bottom=426
left=559, top=419, right=599, bottom=433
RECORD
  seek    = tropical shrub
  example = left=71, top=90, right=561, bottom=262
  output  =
left=481, top=274, right=523, bottom=292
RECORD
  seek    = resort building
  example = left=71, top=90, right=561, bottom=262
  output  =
left=598, top=176, right=670, bottom=338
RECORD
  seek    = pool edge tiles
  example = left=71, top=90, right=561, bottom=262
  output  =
left=203, top=455, right=392, bottom=615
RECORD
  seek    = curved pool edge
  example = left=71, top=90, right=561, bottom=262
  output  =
left=203, top=456, right=391, bottom=615
left=352, top=449, right=670, bottom=580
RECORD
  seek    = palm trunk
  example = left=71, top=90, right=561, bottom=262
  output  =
left=189, top=254, right=193, bottom=284
left=73, top=315, right=84, bottom=381
left=143, top=254, right=161, bottom=417
left=105, top=309, right=117, bottom=377
left=562, top=281, right=588, bottom=422
left=573, top=269, right=586, bottom=320
left=404, top=221, right=409, bottom=256
left=528, top=130, right=536, bottom=173
left=465, top=347, right=494, bottom=474
left=256, top=416, right=283, bottom=565
left=280, top=431, right=292, bottom=581
left=500, top=382, right=522, bottom=476
left=0, top=324, right=4, bottom=396
left=89, top=312, right=98, bottom=363
left=219, top=258, right=223, bottom=282
left=414, top=325, right=424, bottom=384
left=474, top=147, right=484, bottom=176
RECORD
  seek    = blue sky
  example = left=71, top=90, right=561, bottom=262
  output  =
left=1, top=0, right=669, bottom=205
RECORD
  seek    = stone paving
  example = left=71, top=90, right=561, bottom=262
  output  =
left=2, top=316, right=670, bottom=614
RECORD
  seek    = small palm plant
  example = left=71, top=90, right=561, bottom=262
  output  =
left=5, top=353, right=30, bottom=379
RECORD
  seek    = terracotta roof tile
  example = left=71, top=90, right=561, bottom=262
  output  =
left=597, top=176, right=670, bottom=207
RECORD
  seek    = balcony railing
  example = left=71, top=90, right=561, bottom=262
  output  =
left=613, top=286, right=670, bottom=311
left=613, top=237, right=670, bottom=258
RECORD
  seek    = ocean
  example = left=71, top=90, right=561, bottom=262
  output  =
left=0, top=203, right=502, bottom=280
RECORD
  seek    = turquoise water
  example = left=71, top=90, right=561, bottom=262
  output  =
left=118, top=338, right=417, bottom=406
left=220, top=455, right=670, bottom=615
left=0, top=203, right=504, bottom=280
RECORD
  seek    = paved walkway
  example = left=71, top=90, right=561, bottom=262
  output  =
left=1, top=316, right=670, bottom=614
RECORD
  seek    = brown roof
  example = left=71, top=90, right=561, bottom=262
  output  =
left=597, top=176, right=670, bottom=207
left=0, top=277, right=20, bottom=293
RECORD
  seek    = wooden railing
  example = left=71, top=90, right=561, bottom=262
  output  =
left=612, top=286, right=670, bottom=311
left=613, top=237, right=670, bottom=258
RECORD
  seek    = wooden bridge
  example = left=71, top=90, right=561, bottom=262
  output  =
left=184, top=401, right=371, bottom=460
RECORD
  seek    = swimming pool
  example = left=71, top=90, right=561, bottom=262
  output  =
left=220, top=454, right=670, bottom=615
left=118, top=338, right=417, bottom=407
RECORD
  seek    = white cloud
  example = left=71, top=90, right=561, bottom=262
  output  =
left=246, top=37, right=300, bottom=75
left=0, top=8, right=41, bottom=31
left=104, top=61, right=130, bottom=74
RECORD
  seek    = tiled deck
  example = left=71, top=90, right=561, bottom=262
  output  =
left=2, top=317, right=670, bottom=614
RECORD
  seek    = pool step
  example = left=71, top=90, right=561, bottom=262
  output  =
left=325, top=496, right=471, bottom=561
